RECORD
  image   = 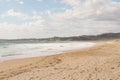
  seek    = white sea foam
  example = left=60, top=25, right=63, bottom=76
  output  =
left=0, top=42, right=95, bottom=61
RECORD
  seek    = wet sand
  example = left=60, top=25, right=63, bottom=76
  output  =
left=0, top=41, right=120, bottom=80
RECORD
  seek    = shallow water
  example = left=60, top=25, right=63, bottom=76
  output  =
left=0, top=42, right=95, bottom=61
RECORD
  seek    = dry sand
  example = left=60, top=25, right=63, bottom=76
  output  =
left=0, top=41, right=120, bottom=80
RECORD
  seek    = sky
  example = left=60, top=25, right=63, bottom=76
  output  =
left=0, top=0, right=120, bottom=39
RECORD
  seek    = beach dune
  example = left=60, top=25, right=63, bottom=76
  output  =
left=0, top=41, right=120, bottom=80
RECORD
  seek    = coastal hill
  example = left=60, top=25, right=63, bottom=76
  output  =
left=47, top=32, right=120, bottom=41
left=0, top=32, right=120, bottom=43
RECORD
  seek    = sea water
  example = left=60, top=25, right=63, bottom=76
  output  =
left=0, top=42, right=95, bottom=61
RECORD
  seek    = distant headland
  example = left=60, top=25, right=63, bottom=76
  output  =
left=0, top=32, right=120, bottom=43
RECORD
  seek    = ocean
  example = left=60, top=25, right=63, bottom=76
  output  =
left=0, top=41, right=95, bottom=61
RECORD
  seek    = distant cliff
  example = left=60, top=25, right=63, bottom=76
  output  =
left=0, top=32, right=120, bottom=43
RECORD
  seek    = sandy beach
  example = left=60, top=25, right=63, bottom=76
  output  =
left=0, top=41, right=120, bottom=80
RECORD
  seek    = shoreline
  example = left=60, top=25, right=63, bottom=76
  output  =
left=0, top=42, right=95, bottom=62
left=0, top=41, right=120, bottom=80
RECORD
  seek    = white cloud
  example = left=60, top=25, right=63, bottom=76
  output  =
left=0, top=9, right=47, bottom=39
left=0, top=0, right=120, bottom=39
left=0, top=22, right=45, bottom=39
left=45, top=0, right=120, bottom=37
left=50, top=0, right=119, bottom=24
left=2, top=0, right=24, bottom=4
left=2, top=9, right=26, bottom=19
left=36, top=0, right=43, bottom=2
left=61, top=0, right=81, bottom=8
left=15, top=0, right=24, bottom=4
left=0, top=17, right=46, bottom=39
left=53, top=0, right=120, bottom=22
left=19, top=1, right=24, bottom=4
